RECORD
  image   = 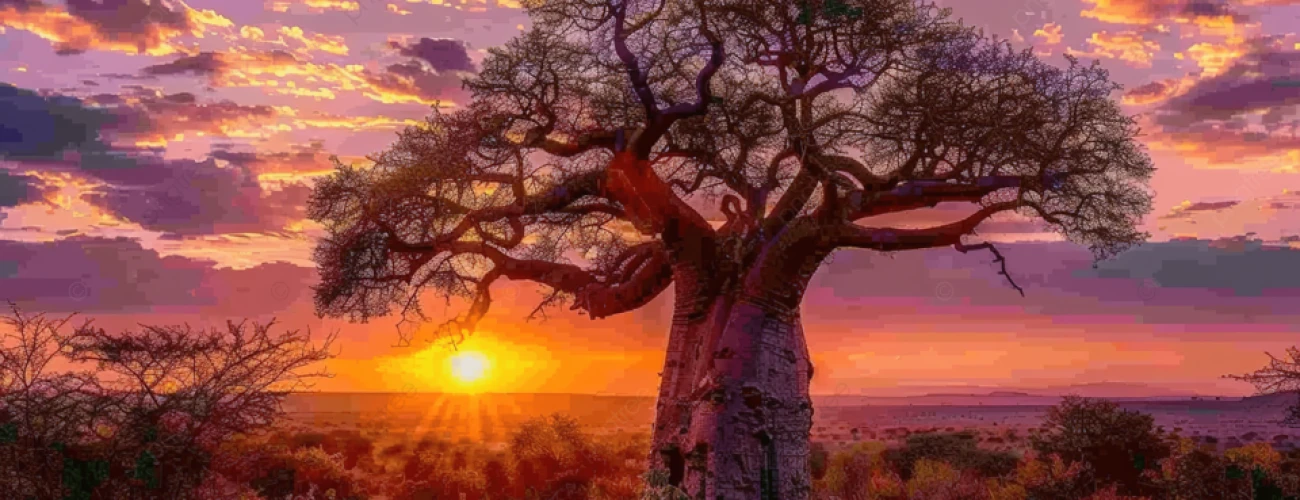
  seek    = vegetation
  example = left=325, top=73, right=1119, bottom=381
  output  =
left=0, top=305, right=334, bottom=499
left=9, top=305, right=1300, bottom=499
left=197, top=410, right=1300, bottom=499
left=1029, top=396, right=1169, bottom=496
left=1230, top=347, right=1300, bottom=426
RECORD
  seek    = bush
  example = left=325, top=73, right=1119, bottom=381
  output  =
left=904, top=459, right=989, bottom=499
left=1031, top=396, right=1168, bottom=496
left=0, top=306, right=334, bottom=499
left=884, top=431, right=1018, bottom=480
left=818, top=441, right=904, bottom=500
left=1008, top=452, right=1093, bottom=500
left=507, top=413, right=638, bottom=499
left=810, top=442, right=830, bottom=480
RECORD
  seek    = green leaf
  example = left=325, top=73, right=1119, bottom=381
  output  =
left=134, top=449, right=159, bottom=489
left=796, top=1, right=814, bottom=25
left=61, top=457, right=108, bottom=500
left=0, top=422, right=17, bottom=444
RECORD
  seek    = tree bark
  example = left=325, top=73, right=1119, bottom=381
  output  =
left=649, top=288, right=815, bottom=499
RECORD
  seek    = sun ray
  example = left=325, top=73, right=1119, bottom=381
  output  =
left=410, top=393, right=449, bottom=444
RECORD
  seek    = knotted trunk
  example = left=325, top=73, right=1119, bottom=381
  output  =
left=649, top=284, right=815, bottom=499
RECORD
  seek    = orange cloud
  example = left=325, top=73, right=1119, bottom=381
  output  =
left=279, top=110, right=421, bottom=131
left=0, top=0, right=232, bottom=56
left=1080, top=0, right=1169, bottom=25
left=278, top=25, right=350, bottom=56
left=387, top=3, right=412, bottom=15
left=240, top=26, right=266, bottom=41
left=1173, top=13, right=1258, bottom=37
left=147, top=49, right=467, bottom=106
left=1081, top=0, right=1258, bottom=36
left=1183, top=38, right=1247, bottom=77
left=1033, top=23, right=1063, bottom=46
left=1143, top=130, right=1300, bottom=172
left=266, top=0, right=360, bottom=13
left=1066, top=31, right=1162, bottom=68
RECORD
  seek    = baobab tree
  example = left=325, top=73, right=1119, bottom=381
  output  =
left=308, top=0, right=1154, bottom=497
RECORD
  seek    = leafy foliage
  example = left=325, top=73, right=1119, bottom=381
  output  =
left=1030, top=396, right=1169, bottom=496
left=883, top=431, right=1018, bottom=481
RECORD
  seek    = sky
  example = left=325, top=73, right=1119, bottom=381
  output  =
left=1, top=0, right=1299, bottom=397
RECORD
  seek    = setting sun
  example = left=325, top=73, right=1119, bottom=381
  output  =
left=449, top=350, right=490, bottom=384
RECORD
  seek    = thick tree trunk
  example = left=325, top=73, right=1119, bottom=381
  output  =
left=649, top=291, right=814, bottom=499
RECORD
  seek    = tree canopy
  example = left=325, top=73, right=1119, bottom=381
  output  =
left=308, top=0, right=1154, bottom=345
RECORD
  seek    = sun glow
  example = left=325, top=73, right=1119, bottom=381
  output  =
left=377, top=333, right=556, bottom=394
left=449, top=351, right=490, bottom=385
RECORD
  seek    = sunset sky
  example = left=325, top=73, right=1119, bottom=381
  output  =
left=2, top=0, right=1299, bottom=397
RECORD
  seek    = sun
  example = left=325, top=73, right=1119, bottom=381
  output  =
left=448, top=351, right=490, bottom=385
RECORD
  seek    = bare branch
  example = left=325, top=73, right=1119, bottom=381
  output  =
left=953, top=241, right=1025, bottom=296
left=834, top=201, right=1022, bottom=251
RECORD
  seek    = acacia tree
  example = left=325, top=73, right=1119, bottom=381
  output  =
left=1229, top=347, right=1300, bottom=426
left=308, top=0, right=1154, bottom=497
left=0, top=305, right=335, bottom=498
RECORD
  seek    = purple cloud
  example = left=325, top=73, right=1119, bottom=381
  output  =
left=80, top=156, right=312, bottom=235
left=388, top=37, right=475, bottom=73
left=0, top=171, right=43, bottom=207
left=807, top=238, right=1300, bottom=329
left=0, top=237, right=315, bottom=314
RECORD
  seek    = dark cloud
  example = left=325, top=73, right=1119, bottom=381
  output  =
left=100, top=73, right=161, bottom=82
left=141, top=51, right=227, bottom=76
left=0, top=83, right=309, bottom=236
left=1156, top=38, right=1300, bottom=124
left=0, top=171, right=42, bottom=207
left=1160, top=200, right=1240, bottom=219
left=0, top=84, right=110, bottom=160
left=1, top=83, right=279, bottom=163
left=0, top=0, right=42, bottom=8
left=0, top=237, right=315, bottom=314
left=1142, top=37, right=1300, bottom=162
left=363, top=60, right=468, bottom=105
left=1092, top=237, right=1300, bottom=296
left=64, top=0, right=189, bottom=37
left=2, top=0, right=203, bottom=56
left=140, top=50, right=301, bottom=78
left=1187, top=201, right=1240, bottom=211
left=80, top=156, right=313, bottom=236
left=807, top=238, right=1300, bottom=329
left=1179, top=0, right=1246, bottom=21
left=388, top=37, right=475, bottom=73
left=82, top=86, right=280, bottom=143
left=210, top=140, right=333, bottom=174
left=1123, top=78, right=1180, bottom=105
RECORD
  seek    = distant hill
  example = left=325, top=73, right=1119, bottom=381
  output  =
left=827, top=382, right=1210, bottom=399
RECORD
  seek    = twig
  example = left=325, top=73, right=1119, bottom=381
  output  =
left=953, top=241, right=1025, bottom=297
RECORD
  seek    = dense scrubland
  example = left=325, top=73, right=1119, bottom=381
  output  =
left=6, top=308, right=1300, bottom=499
left=207, top=397, right=1300, bottom=500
